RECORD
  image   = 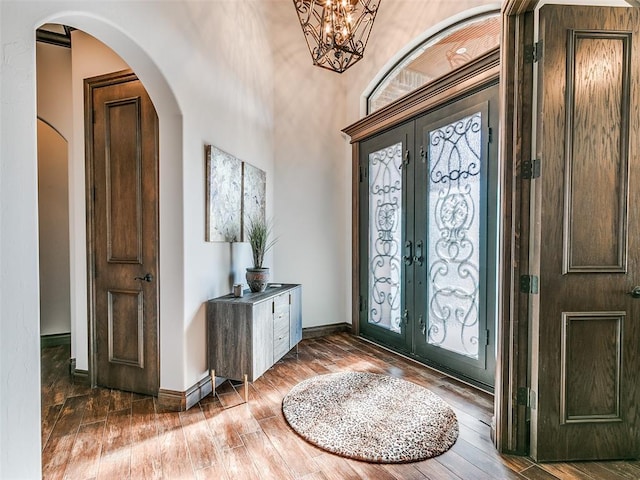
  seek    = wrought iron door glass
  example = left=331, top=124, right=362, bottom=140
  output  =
left=426, top=111, right=482, bottom=358
left=368, top=142, right=403, bottom=333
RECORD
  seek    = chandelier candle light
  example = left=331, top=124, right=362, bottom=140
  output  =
left=293, top=0, right=381, bottom=73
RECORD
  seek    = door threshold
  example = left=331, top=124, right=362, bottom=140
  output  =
left=358, top=334, right=494, bottom=396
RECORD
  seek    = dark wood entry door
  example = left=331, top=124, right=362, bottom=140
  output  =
left=358, top=84, right=499, bottom=390
left=87, top=71, right=159, bottom=396
left=532, top=5, right=640, bottom=461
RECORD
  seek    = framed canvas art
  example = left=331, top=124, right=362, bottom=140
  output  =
left=205, top=145, right=266, bottom=242
left=205, top=145, right=242, bottom=242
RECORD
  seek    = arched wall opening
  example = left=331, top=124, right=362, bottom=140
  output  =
left=37, top=13, right=185, bottom=392
left=1, top=10, right=186, bottom=475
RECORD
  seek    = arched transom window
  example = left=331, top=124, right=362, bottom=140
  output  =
left=367, top=11, right=501, bottom=114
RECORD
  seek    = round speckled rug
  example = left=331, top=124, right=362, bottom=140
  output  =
left=281, top=371, right=458, bottom=463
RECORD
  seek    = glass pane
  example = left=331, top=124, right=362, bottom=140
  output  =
left=426, top=112, right=482, bottom=358
left=368, top=143, right=403, bottom=333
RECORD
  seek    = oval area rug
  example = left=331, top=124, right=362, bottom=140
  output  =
left=282, top=371, right=458, bottom=463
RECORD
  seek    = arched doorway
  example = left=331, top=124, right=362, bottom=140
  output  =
left=33, top=16, right=182, bottom=394
left=36, top=24, right=162, bottom=389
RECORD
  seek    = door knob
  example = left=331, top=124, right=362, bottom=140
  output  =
left=134, top=273, right=153, bottom=282
left=627, top=286, right=640, bottom=298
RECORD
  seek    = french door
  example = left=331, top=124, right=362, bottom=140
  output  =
left=359, top=84, right=499, bottom=390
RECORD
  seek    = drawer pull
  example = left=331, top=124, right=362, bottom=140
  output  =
left=278, top=314, right=283, bottom=319
left=278, top=336, right=284, bottom=340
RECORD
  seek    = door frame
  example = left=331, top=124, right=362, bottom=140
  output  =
left=495, top=0, right=538, bottom=455
left=84, top=69, right=160, bottom=391
left=342, top=45, right=505, bottom=428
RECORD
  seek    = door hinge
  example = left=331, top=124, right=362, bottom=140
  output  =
left=522, top=158, right=540, bottom=180
left=403, top=309, right=409, bottom=325
left=485, top=328, right=490, bottom=346
left=404, top=149, right=410, bottom=167
left=359, top=295, right=363, bottom=312
left=488, top=127, right=493, bottom=144
left=359, top=165, right=367, bottom=182
left=520, top=274, right=539, bottom=294
left=517, top=387, right=536, bottom=408
left=420, top=145, right=425, bottom=162
left=524, top=40, right=542, bottom=63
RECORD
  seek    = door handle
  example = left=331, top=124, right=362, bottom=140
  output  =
left=418, top=315, right=426, bottom=335
left=413, top=240, right=424, bottom=266
left=134, top=273, right=153, bottom=282
left=403, top=241, right=413, bottom=266
left=628, top=286, right=640, bottom=298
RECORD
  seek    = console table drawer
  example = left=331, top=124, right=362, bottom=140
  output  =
left=274, top=307, right=290, bottom=360
left=273, top=292, right=290, bottom=309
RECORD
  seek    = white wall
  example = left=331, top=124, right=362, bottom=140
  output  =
left=37, top=42, right=72, bottom=337
left=1, top=4, right=42, bottom=477
left=268, top=2, right=350, bottom=328
left=37, top=120, right=71, bottom=336
left=37, top=42, right=72, bottom=139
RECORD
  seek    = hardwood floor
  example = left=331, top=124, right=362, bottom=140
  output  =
left=41, top=333, right=640, bottom=479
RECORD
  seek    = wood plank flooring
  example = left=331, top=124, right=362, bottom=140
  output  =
left=41, top=333, right=640, bottom=479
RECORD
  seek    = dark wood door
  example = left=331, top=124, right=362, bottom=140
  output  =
left=532, top=5, right=640, bottom=461
left=87, top=71, right=159, bottom=396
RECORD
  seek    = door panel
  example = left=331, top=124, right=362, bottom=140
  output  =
left=88, top=72, right=159, bottom=396
left=105, top=98, right=144, bottom=263
left=532, top=5, right=640, bottom=461
left=359, top=123, right=414, bottom=352
left=563, top=30, right=630, bottom=273
left=414, top=86, right=498, bottom=389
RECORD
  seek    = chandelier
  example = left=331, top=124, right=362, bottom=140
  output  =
left=293, top=0, right=381, bottom=73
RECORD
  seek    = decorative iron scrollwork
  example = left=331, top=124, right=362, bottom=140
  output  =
left=368, top=142, right=403, bottom=333
left=426, top=112, right=482, bottom=358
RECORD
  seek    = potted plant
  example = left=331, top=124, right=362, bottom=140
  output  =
left=245, top=215, right=277, bottom=292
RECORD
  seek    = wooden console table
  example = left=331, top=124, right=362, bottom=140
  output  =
left=206, top=284, right=302, bottom=401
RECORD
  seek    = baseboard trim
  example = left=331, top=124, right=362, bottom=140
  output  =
left=158, top=375, right=213, bottom=411
left=41, top=333, right=71, bottom=348
left=69, top=358, right=90, bottom=385
left=152, top=322, right=351, bottom=411
left=302, top=322, right=352, bottom=339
